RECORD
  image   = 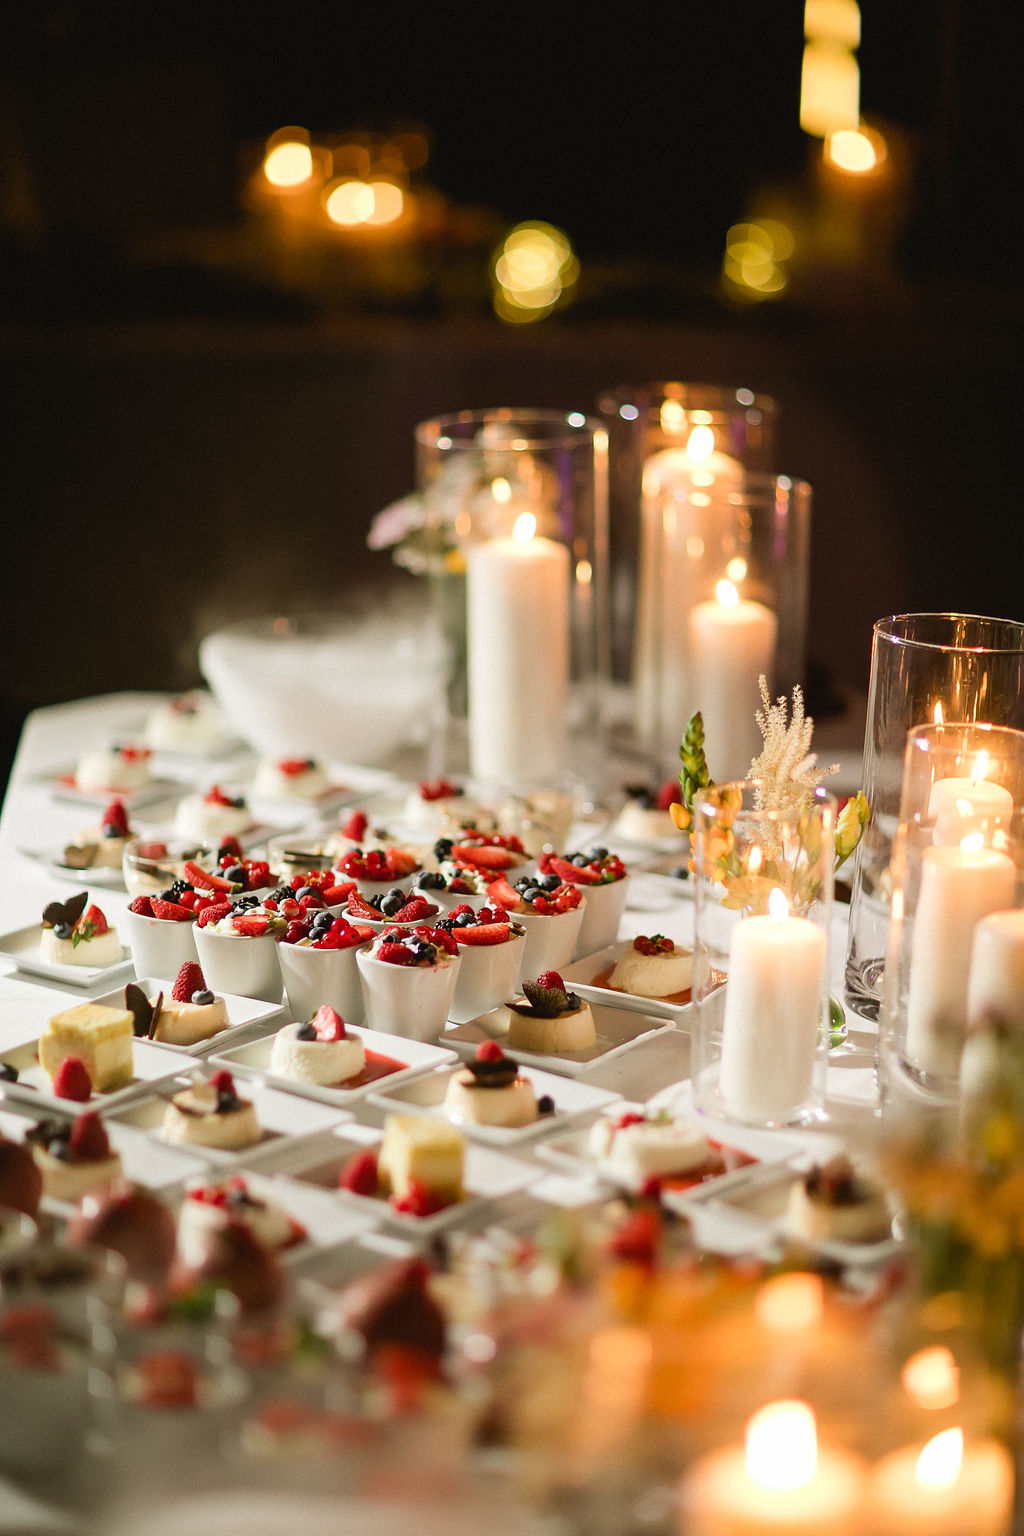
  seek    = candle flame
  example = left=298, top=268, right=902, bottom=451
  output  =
left=933, top=701, right=944, bottom=725
left=492, top=477, right=512, bottom=503
left=768, top=887, right=789, bottom=922
left=513, top=512, right=537, bottom=542
left=960, top=832, right=985, bottom=853
left=748, top=846, right=763, bottom=877
left=716, top=578, right=739, bottom=608
left=726, top=556, right=748, bottom=582
left=916, top=1427, right=963, bottom=1491
left=971, top=749, right=989, bottom=786
left=575, top=558, right=592, bottom=586
left=746, top=1401, right=817, bottom=1490
left=901, top=1346, right=960, bottom=1411
left=755, top=1273, right=824, bottom=1333
left=686, top=424, right=715, bottom=462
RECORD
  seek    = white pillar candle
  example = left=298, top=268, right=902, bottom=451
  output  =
left=966, top=908, right=1024, bottom=1026
left=689, top=581, right=778, bottom=782
left=905, top=840, right=1017, bottom=1078
left=868, top=1430, right=1013, bottom=1536
left=928, top=758, right=1013, bottom=846
left=466, top=513, right=569, bottom=789
left=681, top=1400, right=865, bottom=1536
left=719, top=888, right=827, bottom=1123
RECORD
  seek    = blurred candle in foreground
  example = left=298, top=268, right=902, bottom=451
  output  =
left=967, top=908, right=1024, bottom=1027
left=681, top=1399, right=864, bottom=1535
left=868, top=1429, right=1013, bottom=1536
left=688, top=580, right=777, bottom=781
left=466, top=510, right=569, bottom=788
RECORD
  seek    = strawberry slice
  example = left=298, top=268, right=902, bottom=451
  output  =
left=183, top=860, right=237, bottom=893
left=150, top=898, right=194, bottom=923
left=456, top=923, right=515, bottom=946
left=312, top=1005, right=346, bottom=1041
left=323, top=880, right=356, bottom=906
left=82, top=904, right=109, bottom=935
left=385, top=849, right=420, bottom=879
left=541, top=854, right=601, bottom=885
left=346, top=890, right=384, bottom=921
left=451, top=843, right=518, bottom=870
left=233, top=914, right=269, bottom=936
left=486, top=875, right=520, bottom=910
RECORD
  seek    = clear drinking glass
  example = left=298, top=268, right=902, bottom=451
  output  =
left=844, top=614, right=1024, bottom=1022
left=691, top=781, right=836, bottom=1127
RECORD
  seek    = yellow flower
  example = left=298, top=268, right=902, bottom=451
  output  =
left=835, top=791, right=869, bottom=869
left=669, top=801, right=691, bottom=832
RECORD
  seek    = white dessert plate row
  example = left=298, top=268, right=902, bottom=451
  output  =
left=365, top=1064, right=620, bottom=1147
left=174, top=1167, right=380, bottom=1267
left=562, top=939, right=695, bottom=1022
left=44, top=770, right=188, bottom=811
left=444, top=1000, right=675, bottom=1078
left=92, top=978, right=282, bottom=1058
left=0, top=1102, right=210, bottom=1198
left=19, top=846, right=128, bottom=890
left=0, top=924, right=134, bottom=989
left=208, top=1026, right=458, bottom=1109
left=275, top=1122, right=540, bottom=1238
left=0, top=1036, right=181, bottom=1116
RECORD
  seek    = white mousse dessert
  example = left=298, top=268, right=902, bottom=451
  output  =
left=28, top=1113, right=123, bottom=1203
left=608, top=935, right=693, bottom=999
left=177, top=1176, right=302, bottom=1269
left=506, top=972, right=596, bottom=1054
left=144, top=692, right=226, bottom=753
left=785, top=1155, right=893, bottom=1245
left=252, top=757, right=329, bottom=801
left=443, top=1041, right=551, bottom=1128
left=74, top=744, right=153, bottom=795
left=161, top=1070, right=260, bottom=1150
left=588, top=1111, right=711, bottom=1188
left=174, top=786, right=253, bottom=843
left=39, top=893, right=123, bottom=969
left=269, top=1006, right=366, bottom=1086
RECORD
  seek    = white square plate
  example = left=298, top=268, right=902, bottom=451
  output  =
left=18, top=846, right=127, bottom=890
left=285, top=1123, right=539, bottom=1237
left=444, top=1001, right=675, bottom=1078
left=562, top=940, right=695, bottom=1022
left=0, top=1036, right=181, bottom=1116
left=208, top=1026, right=457, bottom=1109
left=46, top=770, right=185, bottom=811
left=177, top=1168, right=379, bottom=1265
left=0, top=923, right=134, bottom=990
left=91, top=979, right=283, bottom=1058
left=0, top=1104, right=209, bottom=1201
left=367, top=1064, right=620, bottom=1146
left=104, top=1075, right=352, bottom=1170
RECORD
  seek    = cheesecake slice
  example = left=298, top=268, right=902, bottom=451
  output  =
left=377, top=1114, right=464, bottom=1207
left=38, top=1003, right=134, bottom=1092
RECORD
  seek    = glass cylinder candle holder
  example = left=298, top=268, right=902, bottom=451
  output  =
left=415, top=408, right=609, bottom=795
left=691, top=782, right=836, bottom=1128
left=879, top=722, right=1024, bottom=1101
left=845, top=614, right=1024, bottom=1022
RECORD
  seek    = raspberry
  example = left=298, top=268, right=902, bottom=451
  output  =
left=535, top=971, right=566, bottom=992
left=172, top=962, right=206, bottom=1002
left=101, top=799, right=130, bottom=835
left=129, top=896, right=154, bottom=916
left=68, top=1112, right=111, bottom=1161
left=209, top=1070, right=235, bottom=1096
left=475, top=1040, right=505, bottom=1063
left=341, top=809, right=367, bottom=842
left=196, top=901, right=232, bottom=928
left=376, top=941, right=413, bottom=966
left=52, top=1057, right=92, bottom=1101
left=339, top=1149, right=379, bottom=1196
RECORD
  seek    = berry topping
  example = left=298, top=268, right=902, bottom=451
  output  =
left=233, top=913, right=270, bottom=937
left=183, top=860, right=237, bottom=894
left=68, top=1112, right=111, bottom=1161
left=536, top=970, right=566, bottom=992
left=539, top=853, right=602, bottom=885
left=311, top=1005, right=346, bottom=1042
left=340, top=1149, right=379, bottom=1196
left=376, top=941, right=415, bottom=966
left=655, top=779, right=683, bottom=811
left=172, top=962, right=207, bottom=1002
left=209, top=1069, right=235, bottom=1096
left=475, top=1040, right=506, bottom=1063
left=128, top=896, right=154, bottom=916
left=341, top=809, right=368, bottom=841
left=633, top=934, right=675, bottom=956
left=279, top=757, right=316, bottom=776
left=138, top=1349, right=198, bottom=1408
left=150, top=898, right=194, bottom=923
left=450, top=843, right=518, bottom=871
left=101, top=799, right=130, bottom=836
left=52, top=1057, right=92, bottom=1101
left=418, top=777, right=462, bottom=801
left=537, top=1095, right=556, bottom=1115
left=195, top=900, right=232, bottom=928
left=390, top=1180, right=449, bottom=1218
left=518, top=974, right=582, bottom=1018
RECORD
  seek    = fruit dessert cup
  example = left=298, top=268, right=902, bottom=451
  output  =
left=122, top=837, right=218, bottom=899
left=38, top=892, right=123, bottom=969
left=62, top=797, right=136, bottom=872
left=506, top=971, right=597, bottom=1054
left=276, top=915, right=374, bottom=1023
left=251, top=756, right=330, bottom=800
left=413, top=860, right=493, bottom=913
left=278, top=867, right=358, bottom=915
left=122, top=899, right=201, bottom=978
left=434, top=904, right=527, bottom=1024
left=0, top=1298, right=101, bottom=1486
left=268, top=1004, right=368, bottom=1087
left=193, top=901, right=286, bottom=1004
left=355, top=926, right=461, bottom=1043
left=339, top=885, right=442, bottom=933
left=485, top=874, right=585, bottom=984
left=443, top=1041, right=554, bottom=1129
left=537, top=848, right=630, bottom=959
left=334, top=845, right=424, bottom=899
left=174, top=784, right=255, bottom=844
left=432, top=831, right=529, bottom=881
left=338, top=1115, right=465, bottom=1218
left=73, top=743, right=153, bottom=795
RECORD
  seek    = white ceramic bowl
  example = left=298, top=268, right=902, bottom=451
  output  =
left=448, top=927, right=527, bottom=1025
left=121, top=906, right=200, bottom=979
left=515, top=901, right=586, bottom=986
left=193, top=924, right=283, bottom=1005
left=571, top=875, right=630, bottom=960
left=276, top=937, right=372, bottom=1025
left=355, top=945, right=461, bottom=1042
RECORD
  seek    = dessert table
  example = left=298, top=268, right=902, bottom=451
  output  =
left=0, top=691, right=897, bottom=1536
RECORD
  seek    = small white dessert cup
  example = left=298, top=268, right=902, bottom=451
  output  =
left=515, top=900, right=586, bottom=986
left=355, top=946, right=461, bottom=1042
left=571, top=876, right=630, bottom=960
left=121, top=907, right=200, bottom=979
left=276, top=937, right=372, bottom=1025
left=193, top=925, right=283, bottom=1005
left=449, top=928, right=527, bottom=1024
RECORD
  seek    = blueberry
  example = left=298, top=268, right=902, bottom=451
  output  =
left=295, top=885, right=320, bottom=901
left=225, top=865, right=247, bottom=884
left=418, top=871, right=445, bottom=890
left=571, top=853, right=589, bottom=867
left=48, top=1137, right=72, bottom=1160
left=454, top=910, right=474, bottom=927
left=53, top=923, right=72, bottom=940
left=537, top=1096, right=555, bottom=1115
left=0, top=1063, right=18, bottom=1082
left=433, top=838, right=454, bottom=862
left=191, top=989, right=215, bottom=1006
left=381, top=889, right=405, bottom=916
left=103, top=824, right=121, bottom=839
left=589, top=846, right=608, bottom=861
left=539, top=873, right=560, bottom=892
left=521, top=887, right=543, bottom=904
left=156, top=890, right=177, bottom=904
left=295, top=1021, right=317, bottom=1040
left=217, top=1090, right=239, bottom=1113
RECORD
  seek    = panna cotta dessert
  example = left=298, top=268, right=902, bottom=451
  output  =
left=63, top=798, right=135, bottom=870
left=376, top=1113, right=465, bottom=1214
left=39, top=893, right=123, bottom=968
left=173, top=785, right=254, bottom=843
left=251, top=756, right=330, bottom=801
left=125, top=963, right=230, bottom=1047
left=506, top=971, right=596, bottom=1054
left=38, top=1001, right=135, bottom=1093
left=587, top=1110, right=711, bottom=1188
left=607, top=934, right=694, bottom=999
left=402, top=778, right=480, bottom=834
left=74, top=744, right=153, bottom=796
left=443, top=1040, right=553, bottom=1128
left=27, top=1113, right=123, bottom=1203
left=144, top=692, right=226, bottom=753
left=176, top=1175, right=304, bottom=1268
left=785, top=1155, right=893, bottom=1245
left=612, top=781, right=683, bottom=844
left=161, top=1070, right=261, bottom=1150
left=269, top=1005, right=366, bottom=1085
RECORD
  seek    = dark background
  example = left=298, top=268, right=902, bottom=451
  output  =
left=1, top=1, right=1021, bottom=783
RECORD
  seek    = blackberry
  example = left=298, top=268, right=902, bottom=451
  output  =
left=224, top=864, right=247, bottom=885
